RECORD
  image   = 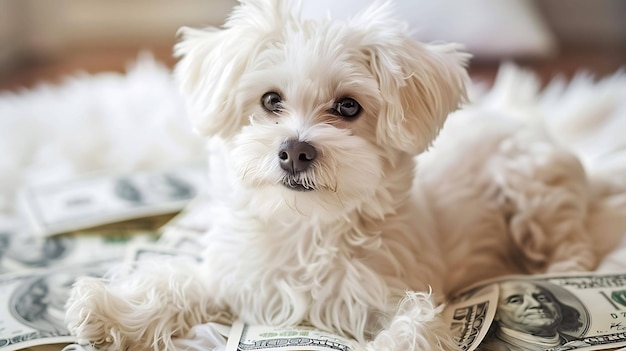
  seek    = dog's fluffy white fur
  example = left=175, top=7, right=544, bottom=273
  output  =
left=65, top=1, right=598, bottom=350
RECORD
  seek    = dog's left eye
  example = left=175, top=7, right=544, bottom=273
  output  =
left=331, top=98, right=362, bottom=119
left=262, top=92, right=282, bottom=113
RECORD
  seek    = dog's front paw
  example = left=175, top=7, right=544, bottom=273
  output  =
left=65, top=277, right=124, bottom=349
left=66, top=258, right=226, bottom=351
left=366, top=292, right=457, bottom=351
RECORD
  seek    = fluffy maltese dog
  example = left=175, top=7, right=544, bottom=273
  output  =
left=65, top=0, right=596, bottom=350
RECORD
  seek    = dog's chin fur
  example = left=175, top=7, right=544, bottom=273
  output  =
left=65, top=1, right=598, bottom=350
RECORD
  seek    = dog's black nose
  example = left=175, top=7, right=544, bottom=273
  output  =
left=278, top=139, right=317, bottom=174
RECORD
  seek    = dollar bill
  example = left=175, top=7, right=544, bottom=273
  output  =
left=223, top=272, right=626, bottom=351
left=0, top=216, right=157, bottom=274
left=445, top=272, right=626, bottom=351
left=444, top=282, right=499, bottom=351
left=18, top=165, right=207, bottom=236
left=225, top=321, right=355, bottom=351
left=0, top=231, right=156, bottom=274
left=0, top=260, right=115, bottom=351
left=124, top=243, right=202, bottom=266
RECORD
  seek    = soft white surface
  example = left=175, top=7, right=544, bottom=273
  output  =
left=0, top=56, right=205, bottom=213
left=300, top=0, right=557, bottom=59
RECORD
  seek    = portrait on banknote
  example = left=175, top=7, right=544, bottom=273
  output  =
left=478, top=280, right=590, bottom=351
left=0, top=233, right=73, bottom=272
left=8, top=266, right=106, bottom=335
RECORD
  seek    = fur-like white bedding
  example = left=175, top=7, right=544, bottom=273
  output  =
left=0, top=58, right=624, bottom=272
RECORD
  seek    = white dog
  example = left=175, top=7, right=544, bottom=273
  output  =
left=65, top=1, right=597, bottom=350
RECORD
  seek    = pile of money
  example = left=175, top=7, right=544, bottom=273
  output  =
left=4, top=166, right=626, bottom=351
left=221, top=273, right=626, bottom=351
left=0, top=166, right=208, bottom=351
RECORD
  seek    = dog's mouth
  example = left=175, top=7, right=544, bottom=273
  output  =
left=281, top=177, right=316, bottom=192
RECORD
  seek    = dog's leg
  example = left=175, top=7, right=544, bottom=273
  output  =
left=363, top=292, right=456, bottom=351
left=65, top=257, right=230, bottom=351
left=488, top=129, right=597, bottom=273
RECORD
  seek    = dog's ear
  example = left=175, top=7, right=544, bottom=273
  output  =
left=349, top=2, right=471, bottom=154
left=174, top=0, right=292, bottom=138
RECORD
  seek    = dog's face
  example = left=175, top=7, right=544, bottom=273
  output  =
left=175, top=0, right=469, bottom=220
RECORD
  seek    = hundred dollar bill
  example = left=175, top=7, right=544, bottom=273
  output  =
left=0, top=231, right=156, bottom=274
left=444, top=282, right=499, bottom=351
left=0, top=215, right=157, bottom=274
left=18, top=165, right=207, bottom=236
left=225, top=321, right=355, bottom=351
left=444, top=272, right=626, bottom=351
left=0, top=260, right=115, bottom=351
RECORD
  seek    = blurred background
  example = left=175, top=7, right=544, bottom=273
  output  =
left=0, top=0, right=624, bottom=91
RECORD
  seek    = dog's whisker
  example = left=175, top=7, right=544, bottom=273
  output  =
left=282, top=195, right=306, bottom=217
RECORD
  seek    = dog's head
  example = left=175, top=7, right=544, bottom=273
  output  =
left=175, top=0, right=469, bottom=220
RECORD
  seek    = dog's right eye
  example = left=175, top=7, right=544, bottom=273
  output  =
left=261, top=92, right=282, bottom=113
